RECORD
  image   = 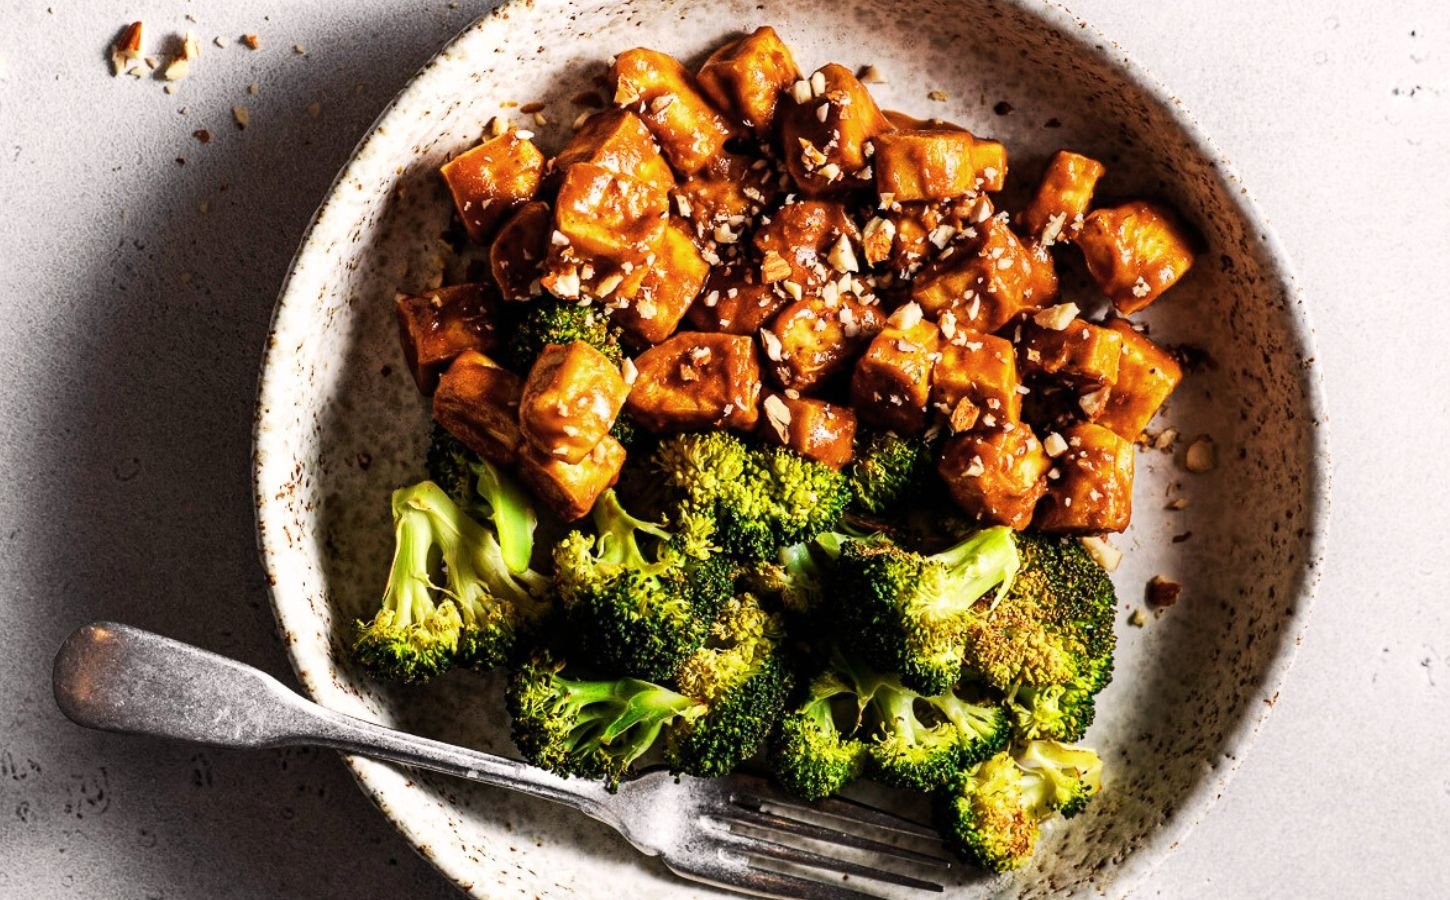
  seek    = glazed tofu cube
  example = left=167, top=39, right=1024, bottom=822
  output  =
left=752, top=200, right=862, bottom=293
left=758, top=393, right=858, bottom=469
left=850, top=317, right=943, bottom=434
left=780, top=64, right=891, bottom=195
left=1017, top=318, right=1124, bottom=390
left=395, top=283, right=500, bottom=393
left=626, top=332, right=762, bottom=432
left=673, top=152, right=780, bottom=241
left=938, top=425, right=1050, bottom=530
left=440, top=132, right=545, bottom=243
left=552, top=109, right=676, bottom=195
left=912, top=215, right=1058, bottom=331
left=432, top=350, right=523, bottom=464
left=1020, top=150, right=1106, bottom=245
left=969, top=139, right=1008, bottom=192
left=868, top=201, right=955, bottom=277
left=931, top=330, right=1022, bottom=430
left=489, top=201, right=551, bottom=301
left=613, top=218, right=709, bottom=345
left=517, top=435, right=626, bottom=522
left=1076, top=200, right=1196, bottom=314
left=1036, top=423, right=1134, bottom=533
left=763, top=293, right=886, bottom=393
left=1096, top=317, right=1183, bottom=439
left=696, top=26, right=801, bottom=137
left=686, top=267, right=790, bottom=335
left=518, top=342, right=629, bottom=465
left=551, top=162, right=669, bottom=270
left=871, top=130, right=978, bottom=202
left=610, top=48, right=735, bottom=176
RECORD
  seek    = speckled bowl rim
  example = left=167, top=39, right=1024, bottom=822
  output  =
left=253, top=1, right=1332, bottom=895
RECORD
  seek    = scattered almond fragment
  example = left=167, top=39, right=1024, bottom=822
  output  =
left=1128, top=609, right=1147, bottom=628
left=111, top=21, right=144, bottom=76
left=760, top=251, right=791, bottom=283
left=763, top=394, right=792, bottom=443
left=1032, top=302, right=1080, bottom=331
left=858, top=64, right=886, bottom=84
left=1145, top=575, right=1181, bottom=610
left=1079, top=535, right=1121, bottom=572
left=241, top=33, right=261, bottom=50
left=927, top=89, right=948, bottom=102
left=232, top=105, right=251, bottom=128
left=192, top=128, right=211, bottom=143
left=163, top=31, right=200, bottom=81
left=1183, top=435, right=1215, bottom=472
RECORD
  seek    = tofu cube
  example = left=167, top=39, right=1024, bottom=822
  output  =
left=489, top=201, right=550, bottom=301
left=686, top=266, right=790, bottom=336
left=625, top=332, right=762, bottom=432
left=673, top=151, right=780, bottom=241
left=696, top=26, right=801, bottom=137
left=758, top=392, right=858, bottom=469
left=938, top=425, right=1050, bottom=530
left=870, top=130, right=978, bottom=202
left=911, top=215, right=1058, bottom=331
left=969, top=139, right=1008, bottom=192
left=931, top=331, right=1022, bottom=430
left=440, top=132, right=545, bottom=243
left=431, top=350, right=524, bottom=464
left=752, top=200, right=861, bottom=293
left=873, top=201, right=953, bottom=277
left=1036, top=423, right=1134, bottom=533
left=614, top=218, right=710, bottom=345
left=518, top=342, right=629, bottom=465
left=610, top=48, right=735, bottom=176
left=1097, top=317, right=1183, bottom=439
left=780, top=64, right=891, bottom=195
left=1020, top=150, right=1106, bottom=245
left=552, top=109, right=676, bottom=195
left=394, top=283, right=500, bottom=393
left=850, top=318, right=943, bottom=434
left=763, top=292, right=886, bottom=393
left=1016, top=318, right=1124, bottom=389
left=550, top=163, right=669, bottom=270
left=517, top=435, right=626, bottom=522
left=1076, top=200, right=1196, bottom=314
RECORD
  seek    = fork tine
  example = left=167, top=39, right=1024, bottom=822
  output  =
left=733, top=784, right=941, bottom=841
left=716, top=806, right=952, bottom=868
left=739, top=864, right=884, bottom=900
left=737, top=833, right=945, bottom=892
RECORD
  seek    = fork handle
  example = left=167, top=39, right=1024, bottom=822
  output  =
left=52, top=622, right=616, bottom=820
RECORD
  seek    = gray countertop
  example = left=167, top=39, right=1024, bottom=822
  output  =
left=2, top=1, right=1447, bottom=897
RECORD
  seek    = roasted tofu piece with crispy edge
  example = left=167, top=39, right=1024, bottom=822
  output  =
left=610, top=48, right=736, bottom=177
left=1097, top=317, right=1183, bottom=439
left=864, top=200, right=985, bottom=278
left=489, top=201, right=551, bottom=302
left=551, top=109, right=676, bottom=196
left=911, top=214, right=1058, bottom=332
left=517, top=435, right=626, bottom=522
left=780, top=64, right=891, bottom=195
left=753, top=200, right=862, bottom=294
left=686, top=266, right=790, bottom=336
left=542, top=163, right=669, bottom=300
left=1037, top=422, right=1134, bottom=533
left=758, top=392, right=857, bottom=469
left=625, top=332, right=762, bottom=432
left=518, top=341, right=629, bottom=465
left=673, top=152, right=781, bottom=245
left=1020, top=150, right=1105, bottom=245
left=931, top=329, right=1022, bottom=432
left=440, top=132, right=545, bottom=243
left=850, top=314, right=943, bottom=434
left=613, top=218, right=710, bottom=345
left=938, top=424, right=1049, bottom=530
left=872, top=129, right=1002, bottom=202
left=1017, top=318, right=1124, bottom=391
left=395, top=283, right=501, bottom=394
left=432, top=350, right=524, bottom=465
left=1077, top=200, right=1196, bottom=314
left=696, top=26, right=801, bottom=138
left=762, top=293, right=886, bottom=393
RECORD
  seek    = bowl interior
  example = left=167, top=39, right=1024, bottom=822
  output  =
left=254, top=0, right=1326, bottom=896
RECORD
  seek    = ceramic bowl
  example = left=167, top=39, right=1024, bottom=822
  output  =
left=254, top=0, right=1330, bottom=895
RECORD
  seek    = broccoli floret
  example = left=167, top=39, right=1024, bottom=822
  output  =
left=769, top=671, right=868, bottom=800
left=935, top=741, right=1103, bottom=873
left=506, top=654, right=704, bottom=790
left=846, top=430, right=935, bottom=515
left=654, top=432, right=851, bottom=560
left=426, top=425, right=538, bottom=574
left=554, top=490, right=730, bottom=682
left=832, top=527, right=1020, bottom=695
left=503, top=299, right=623, bottom=371
left=666, top=594, right=794, bottom=777
left=1006, top=655, right=1111, bottom=743
left=354, top=482, right=550, bottom=681
left=856, top=671, right=1011, bottom=791
left=748, top=540, right=829, bottom=619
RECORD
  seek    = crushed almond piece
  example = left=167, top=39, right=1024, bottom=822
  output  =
left=1032, top=302, right=1080, bottom=331
left=1166, top=497, right=1190, bottom=510
left=887, top=301, right=923, bottom=330
left=111, top=21, right=144, bottom=76
left=192, top=128, right=211, bottom=143
left=294, top=43, right=306, bottom=54
left=232, top=105, right=251, bottom=128
left=1128, top=609, right=1147, bottom=627
left=927, top=89, right=948, bottom=102
left=241, top=33, right=261, bottom=50
left=809, top=70, right=826, bottom=95
left=1146, top=576, right=1181, bottom=609
left=827, top=234, right=859, bottom=273
left=858, top=64, right=886, bottom=84
left=1079, top=388, right=1109, bottom=417
left=1043, top=432, right=1068, bottom=457
left=763, top=394, right=792, bottom=443
left=162, top=31, right=200, bottom=81
left=760, top=251, right=791, bottom=283
left=1154, top=427, right=1178, bottom=451
left=1080, top=536, right=1122, bottom=572
left=621, top=357, right=639, bottom=385
left=1184, top=436, right=1216, bottom=472
left=760, top=328, right=784, bottom=362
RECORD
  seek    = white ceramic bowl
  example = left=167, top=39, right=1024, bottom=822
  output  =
left=254, top=1, right=1331, bottom=896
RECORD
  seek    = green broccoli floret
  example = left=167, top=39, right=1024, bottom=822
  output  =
left=769, top=670, right=868, bottom=801
left=1006, top=657, right=1111, bottom=743
left=426, top=425, right=537, bottom=574
left=354, top=482, right=550, bottom=681
left=554, top=490, right=731, bottom=682
left=856, top=670, right=1011, bottom=791
left=748, top=540, right=828, bottom=619
left=503, top=299, right=623, bottom=371
left=832, top=527, right=1020, bottom=695
left=936, top=741, right=1103, bottom=872
left=505, top=654, right=704, bottom=790
left=666, top=593, right=794, bottom=777
left=846, top=430, right=935, bottom=514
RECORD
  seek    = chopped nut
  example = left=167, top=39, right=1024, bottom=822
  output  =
left=858, top=64, right=886, bottom=84
left=949, top=399, right=980, bottom=433
left=241, top=33, right=261, bottom=50
left=1080, top=535, right=1122, bottom=572
left=886, top=301, right=923, bottom=330
left=790, top=79, right=812, bottom=104
left=162, top=32, right=200, bottom=81
left=810, top=69, right=826, bottom=96
left=1146, top=575, right=1181, bottom=609
left=760, top=328, right=784, bottom=362
left=1128, top=608, right=1147, bottom=627
left=192, top=128, right=211, bottom=143
left=927, top=89, right=948, bottom=102
left=763, top=393, right=792, bottom=443
left=294, top=43, right=306, bottom=54
left=621, top=357, right=639, bottom=385
left=1078, top=387, right=1109, bottom=417
left=111, top=21, right=144, bottom=76
left=1032, top=302, right=1080, bottom=331
left=231, top=105, right=251, bottom=128
left=1184, top=436, right=1216, bottom=472
left=1166, top=497, right=1190, bottom=510
left=1043, top=431, right=1068, bottom=457
left=1154, top=427, right=1178, bottom=451
left=760, top=251, right=791, bottom=283
left=827, top=234, right=859, bottom=273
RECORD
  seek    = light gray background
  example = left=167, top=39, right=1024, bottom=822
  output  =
left=1, top=1, right=1446, bottom=897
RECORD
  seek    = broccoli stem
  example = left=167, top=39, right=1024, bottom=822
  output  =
left=934, top=526, right=1021, bottom=605
left=473, top=459, right=537, bottom=575
left=590, top=489, right=673, bottom=571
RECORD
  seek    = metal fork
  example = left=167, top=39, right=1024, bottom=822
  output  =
left=52, top=622, right=950, bottom=898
